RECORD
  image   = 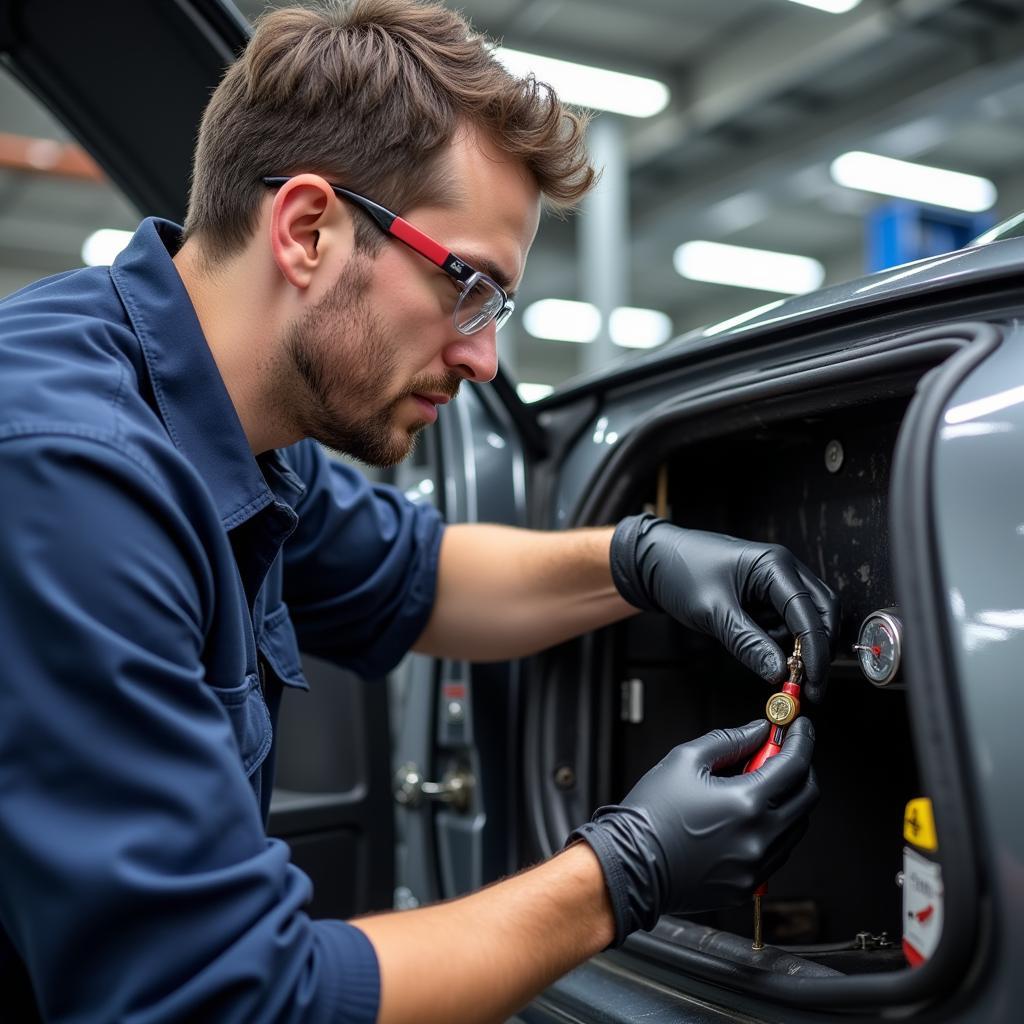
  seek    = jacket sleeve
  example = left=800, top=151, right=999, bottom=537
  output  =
left=281, top=440, right=445, bottom=678
left=0, top=432, right=379, bottom=1024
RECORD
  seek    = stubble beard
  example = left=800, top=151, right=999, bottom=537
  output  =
left=281, top=255, right=460, bottom=467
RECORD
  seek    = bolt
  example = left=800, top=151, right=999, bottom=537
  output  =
left=825, top=439, right=844, bottom=474
left=554, top=765, right=576, bottom=790
left=394, top=886, right=420, bottom=910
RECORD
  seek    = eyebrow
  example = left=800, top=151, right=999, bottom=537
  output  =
left=459, top=251, right=516, bottom=297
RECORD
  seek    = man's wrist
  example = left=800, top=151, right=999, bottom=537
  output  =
left=558, top=840, right=616, bottom=952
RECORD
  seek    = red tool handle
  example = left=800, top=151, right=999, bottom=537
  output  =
left=744, top=679, right=802, bottom=896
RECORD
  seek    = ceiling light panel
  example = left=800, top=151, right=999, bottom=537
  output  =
left=830, top=151, right=997, bottom=212
left=523, top=299, right=601, bottom=343
left=494, top=47, right=669, bottom=118
left=523, top=300, right=673, bottom=347
left=610, top=307, right=672, bottom=348
left=81, top=228, right=133, bottom=267
left=674, top=241, right=825, bottom=295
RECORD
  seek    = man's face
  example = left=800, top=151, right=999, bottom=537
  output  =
left=281, top=131, right=541, bottom=467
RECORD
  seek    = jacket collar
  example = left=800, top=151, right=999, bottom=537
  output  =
left=110, top=218, right=281, bottom=529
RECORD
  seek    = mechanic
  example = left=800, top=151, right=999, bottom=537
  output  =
left=0, top=2, right=838, bottom=1022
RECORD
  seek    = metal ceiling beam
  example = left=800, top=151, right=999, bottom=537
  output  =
left=630, top=8, right=1024, bottom=264
left=0, top=131, right=102, bottom=181
left=630, top=0, right=973, bottom=169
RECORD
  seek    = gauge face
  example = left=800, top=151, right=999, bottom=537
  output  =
left=855, top=610, right=903, bottom=686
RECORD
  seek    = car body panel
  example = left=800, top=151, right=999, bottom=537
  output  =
left=928, top=323, right=1024, bottom=1019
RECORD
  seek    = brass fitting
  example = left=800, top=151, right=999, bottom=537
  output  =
left=765, top=691, right=799, bottom=725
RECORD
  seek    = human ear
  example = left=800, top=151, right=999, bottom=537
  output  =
left=267, top=174, right=347, bottom=290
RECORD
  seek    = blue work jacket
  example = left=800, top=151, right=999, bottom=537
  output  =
left=0, top=219, right=444, bottom=1022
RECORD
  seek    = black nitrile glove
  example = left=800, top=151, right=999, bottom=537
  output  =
left=569, top=718, right=817, bottom=947
left=611, top=514, right=840, bottom=702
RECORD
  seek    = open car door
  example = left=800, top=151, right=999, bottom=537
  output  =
left=389, top=372, right=546, bottom=908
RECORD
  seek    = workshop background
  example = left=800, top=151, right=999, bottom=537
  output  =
left=2, top=0, right=1023, bottom=400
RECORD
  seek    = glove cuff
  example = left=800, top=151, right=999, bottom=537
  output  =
left=610, top=514, right=662, bottom=613
left=566, top=806, right=664, bottom=947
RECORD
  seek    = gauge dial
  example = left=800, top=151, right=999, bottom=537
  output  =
left=854, top=609, right=903, bottom=686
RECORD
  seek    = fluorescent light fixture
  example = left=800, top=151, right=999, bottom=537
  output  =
left=830, top=151, right=996, bottom=212
left=516, top=382, right=555, bottom=403
left=81, top=228, right=133, bottom=266
left=610, top=307, right=672, bottom=348
left=523, top=299, right=601, bottom=343
left=523, top=300, right=672, bottom=348
left=786, top=0, right=861, bottom=12
left=495, top=47, right=669, bottom=118
left=674, top=241, right=824, bottom=294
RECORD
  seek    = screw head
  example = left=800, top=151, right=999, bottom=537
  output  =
left=394, top=886, right=421, bottom=910
left=554, top=765, right=576, bottom=790
left=824, top=439, right=844, bottom=474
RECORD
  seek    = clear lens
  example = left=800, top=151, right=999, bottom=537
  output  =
left=454, top=275, right=506, bottom=334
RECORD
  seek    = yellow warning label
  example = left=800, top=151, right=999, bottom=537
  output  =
left=904, top=798, right=938, bottom=852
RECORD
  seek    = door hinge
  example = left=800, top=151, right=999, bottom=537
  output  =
left=393, top=762, right=474, bottom=813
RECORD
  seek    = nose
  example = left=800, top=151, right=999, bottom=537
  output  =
left=442, top=322, right=498, bottom=383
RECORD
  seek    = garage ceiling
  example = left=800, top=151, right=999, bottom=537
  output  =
left=2, top=0, right=1023, bottom=393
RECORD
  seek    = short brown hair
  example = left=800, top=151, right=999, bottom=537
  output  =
left=182, top=0, right=595, bottom=263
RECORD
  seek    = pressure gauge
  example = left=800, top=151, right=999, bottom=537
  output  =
left=854, top=608, right=903, bottom=687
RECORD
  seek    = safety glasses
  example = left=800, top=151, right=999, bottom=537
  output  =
left=263, top=176, right=514, bottom=335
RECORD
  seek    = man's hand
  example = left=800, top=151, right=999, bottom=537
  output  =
left=610, top=514, right=840, bottom=701
left=569, top=719, right=817, bottom=946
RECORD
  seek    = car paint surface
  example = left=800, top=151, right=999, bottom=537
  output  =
left=928, top=322, right=1024, bottom=1020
